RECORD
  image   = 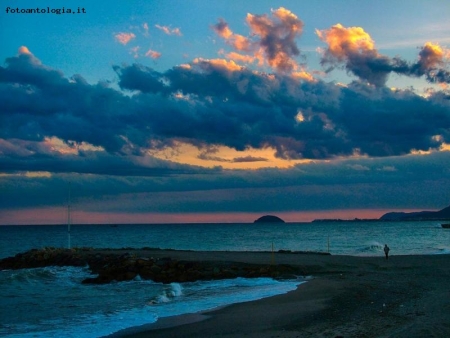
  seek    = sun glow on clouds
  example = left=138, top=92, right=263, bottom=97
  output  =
left=316, top=24, right=376, bottom=60
left=212, top=7, right=315, bottom=80
left=0, top=208, right=409, bottom=225
left=148, top=141, right=310, bottom=169
left=193, top=57, right=243, bottom=72
left=0, top=171, right=52, bottom=178
left=155, top=24, right=182, bottom=36
left=114, top=32, right=136, bottom=45
left=145, top=49, right=162, bottom=59
left=44, top=137, right=104, bottom=155
left=18, top=46, right=32, bottom=55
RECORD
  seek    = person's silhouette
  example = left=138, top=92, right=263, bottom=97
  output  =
left=384, top=244, right=390, bottom=260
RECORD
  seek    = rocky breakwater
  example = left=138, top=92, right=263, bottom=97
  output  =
left=0, top=247, right=305, bottom=284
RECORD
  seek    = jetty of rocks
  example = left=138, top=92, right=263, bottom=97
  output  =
left=0, top=247, right=308, bottom=284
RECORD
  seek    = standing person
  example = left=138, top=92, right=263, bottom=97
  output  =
left=384, top=244, right=390, bottom=260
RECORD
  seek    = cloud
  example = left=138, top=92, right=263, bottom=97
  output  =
left=317, top=24, right=450, bottom=86
left=412, top=42, right=450, bottom=84
left=1, top=33, right=450, bottom=181
left=347, top=164, right=370, bottom=171
left=2, top=8, right=450, bottom=221
left=112, top=60, right=450, bottom=159
left=129, top=46, right=140, bottom=58
left=155, top=24, right=182, bottom=36
left=246, top=7, right=304, bottom=72
left=377, top=165, right=397, bottom=172
left=145, top=49, right=162, bottom=59
left=142, top=23, right=149, bottom=37
left=18, top=46, right=32, bottom=55
left=316, top=24, right=406, bottom=86
left=2, top=151, right=450, bottom=215
left=114, top=32, right=136, bottom=45
left=219, top=50, right=259, bottom=65
left=232, top=156, right=268, bottom=163
left=212, top=7, right=305, bottom=74
left=212, top=19, right=251, bottom=51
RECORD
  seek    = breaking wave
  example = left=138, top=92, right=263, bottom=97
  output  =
left=357, top=241, right=384, bottom=254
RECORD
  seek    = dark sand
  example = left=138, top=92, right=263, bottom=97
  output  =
left=109, top=251, right=450, bottom=337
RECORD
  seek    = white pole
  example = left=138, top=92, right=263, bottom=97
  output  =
left=68, top=183, right=71, bottom=249
left=271, top=241, right=275, bottom=265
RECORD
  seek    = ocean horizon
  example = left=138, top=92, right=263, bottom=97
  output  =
left=2, top=221, right=450, bottom=337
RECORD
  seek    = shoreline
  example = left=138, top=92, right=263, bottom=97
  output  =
left=3, top=249, right=450, bottom=337
left=105, top=251, right=450, bottom=338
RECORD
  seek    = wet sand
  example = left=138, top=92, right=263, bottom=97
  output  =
left=110, top=251, right=450, bottom=337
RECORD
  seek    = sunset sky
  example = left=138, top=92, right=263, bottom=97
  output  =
left=1, top=0, right=450, bottom=224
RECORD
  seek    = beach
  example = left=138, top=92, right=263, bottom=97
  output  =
left=110, top=251, right=450, bottom=338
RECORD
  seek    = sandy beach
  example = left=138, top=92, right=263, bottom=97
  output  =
left=108, top=251, right=450, bottom=338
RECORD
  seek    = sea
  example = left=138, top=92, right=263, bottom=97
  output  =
left=1, top=221, right=449, bottom=337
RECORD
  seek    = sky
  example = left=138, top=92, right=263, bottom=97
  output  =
left=1, top=0, right=450, bottom=224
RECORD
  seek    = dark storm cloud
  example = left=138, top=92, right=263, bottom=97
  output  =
left=0, top=148, right=204, bottom=177
left=0, top=51, right=138, bottom=154
left=2, top=151, right=449, bottom=213
left=115, top=60, right=450, bottom=158
left=0, top=50, right=67, bottom=87
left=1, top=46, right=450, bottom=176
left=113, top=64, right=167, bottom=94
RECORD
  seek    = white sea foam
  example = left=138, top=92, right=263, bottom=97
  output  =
left=432, top=246, right=450, bottom=255
left=357, top=240, right=384, bottom=254
left=153, top=282, right=183, bottom=303
left=0, top=266, right=301, bottom=338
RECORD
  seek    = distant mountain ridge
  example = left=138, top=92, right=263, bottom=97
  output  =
left=380, top=204, right=450, bottom=221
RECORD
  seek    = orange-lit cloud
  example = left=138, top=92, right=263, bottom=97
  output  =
left=18, top=46, right=32, bottom=55
left=212, top=19, right=233, bottom=39
left=316, top=23, right=395, bottom=86
left=43, top=137, right=104, bottom=155
left=212, top=19, right=251, bottom=51
left=418, top=42, right=448, bottom=70
left=292, top=70, right=315, bottom=82
left=316, top=24, right=376, bottom=61
left=212, top=8, right=306, bottom=74
left=246, top=7, right=304, bottom=72
left=221, top=51, right=257, bottom=65
left=317, top=25, right=450, bottom=86
left=115, top=32, right=136, bottom=45
left=145, top=49, right=162, bottom=59
left=155, top=24, right=182, bottom=36
left=148, top=141, right=310, bottom=169
left=415, top=42, right=450, bottom=84
left=193, top=57, right=243, bottom=72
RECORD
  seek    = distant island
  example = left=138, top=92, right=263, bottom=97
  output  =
left=313, top=204, right=450, bottom=222
left=254, top=215, right=285, bottom=223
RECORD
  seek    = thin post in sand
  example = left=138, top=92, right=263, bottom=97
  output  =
left=67, top=183, right=71, bottom=249
left=271, top=241, right=275, bottom=265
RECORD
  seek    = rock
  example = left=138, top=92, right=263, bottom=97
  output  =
left=1, top=248, right=307, bottom=285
